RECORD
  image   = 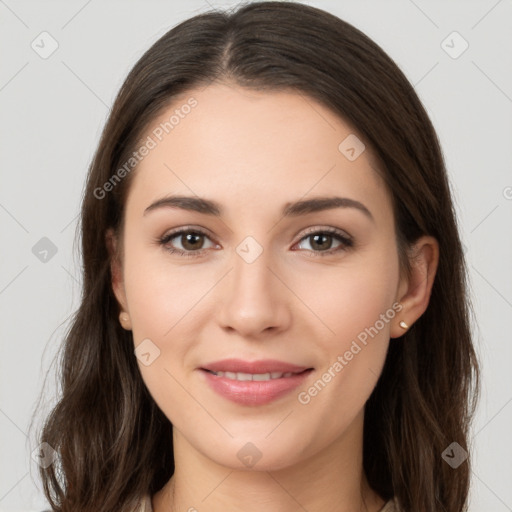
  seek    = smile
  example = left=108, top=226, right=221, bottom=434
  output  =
left=199, top=359, right=314, bottom=406
left=207, top=371, right=296, bottom=381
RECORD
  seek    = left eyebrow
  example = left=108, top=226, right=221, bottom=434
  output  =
left=282, top=196, right=374, bottom=223
left=143, top=194, right=374, bottom=223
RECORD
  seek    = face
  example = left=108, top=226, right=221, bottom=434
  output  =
left=112, top=82, right=405, bottom=472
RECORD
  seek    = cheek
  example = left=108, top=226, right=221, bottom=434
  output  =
left=122, top=238, right=224, bottom=407
left=302, top=250, right=399, bottom=346
left=123, top=236, right=209, bottom=341
left=291, top=268, right=397, bottom=449
left=299, top=247, right=399, bottom=396
left=122, top=247, right=209, bottom=424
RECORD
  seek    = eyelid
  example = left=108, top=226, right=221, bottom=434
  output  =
left=160, top=225, right=216, bottom=241
left=295, top=225, right=352, bottom=242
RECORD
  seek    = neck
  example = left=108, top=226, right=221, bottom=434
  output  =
left=153, top=411, right=385, bottom=512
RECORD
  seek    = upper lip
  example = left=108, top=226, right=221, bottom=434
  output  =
left=201, top=359, right=311, bottom=374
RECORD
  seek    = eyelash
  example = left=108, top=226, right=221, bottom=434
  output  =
left=157, top=226, right=354, bottom=259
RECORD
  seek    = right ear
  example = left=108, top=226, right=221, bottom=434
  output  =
left=105, top=228, right=128, bottom=311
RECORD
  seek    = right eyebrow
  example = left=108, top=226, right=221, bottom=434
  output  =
left=144, top=195, right=222, bottom=216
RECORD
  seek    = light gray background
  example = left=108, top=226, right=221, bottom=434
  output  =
left=1, top=0, right=511, bottom=510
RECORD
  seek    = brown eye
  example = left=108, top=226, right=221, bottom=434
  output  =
left=180, top=232, right=205, bottom=250
left=308, top=233, right=335, bottom=251
left=159, top=229, right=216, bottom=257
left=295, top=229, right=353, bottom=256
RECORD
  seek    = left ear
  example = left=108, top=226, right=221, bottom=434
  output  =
left=391, top=235, right=439, bottom=338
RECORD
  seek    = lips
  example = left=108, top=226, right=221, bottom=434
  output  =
left=202, top=358, right=309, bottom=374
left=199, top=359, right=313, bottom=406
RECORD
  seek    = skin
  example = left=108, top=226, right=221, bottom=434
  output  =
left=109, top=82, right=439, bottom=512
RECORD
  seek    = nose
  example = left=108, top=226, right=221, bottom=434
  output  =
left=216, top=248, right=292, bottom=339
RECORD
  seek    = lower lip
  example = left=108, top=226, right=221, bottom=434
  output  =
left=200, top=369, right=313, bottom=406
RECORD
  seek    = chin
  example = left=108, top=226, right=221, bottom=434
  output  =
left=197, top=435, right=311, bottom=473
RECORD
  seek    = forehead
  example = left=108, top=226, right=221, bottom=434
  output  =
left=125, top=82, right=391, bottom=220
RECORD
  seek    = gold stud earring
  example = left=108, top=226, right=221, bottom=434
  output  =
left=119, top=312, right=132, bottom=330
left=399, top=320, right=409, bottom=330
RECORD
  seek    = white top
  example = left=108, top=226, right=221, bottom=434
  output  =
left=138, top=495, right=399, bottom=511
left=380, top=498, right=399, bottom=511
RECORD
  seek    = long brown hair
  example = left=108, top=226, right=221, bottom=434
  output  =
left=37, top=2, right=479, bottom=511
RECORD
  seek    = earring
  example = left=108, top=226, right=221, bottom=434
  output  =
left=399, top=320, right=409, bottom=330
left=119, top=312, right=132, bottom=330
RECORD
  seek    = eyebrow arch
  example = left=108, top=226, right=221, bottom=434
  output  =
left=143, top=194, right=374, bottom=222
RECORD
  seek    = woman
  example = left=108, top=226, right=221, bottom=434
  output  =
left=38, top=2, right=479, bottom=511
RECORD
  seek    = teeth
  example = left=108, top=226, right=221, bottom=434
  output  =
left=252, top=373, right=270, bottom=381
left=211, top=371, right=296, bottom=381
